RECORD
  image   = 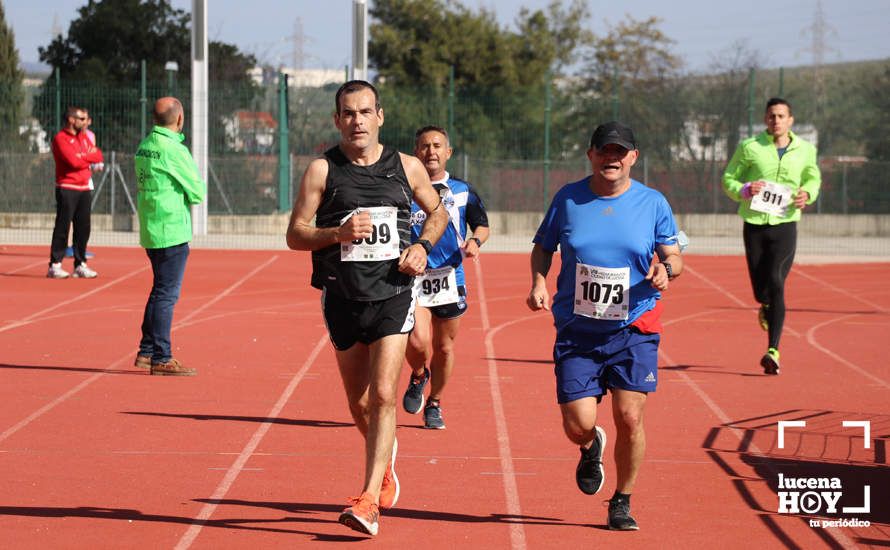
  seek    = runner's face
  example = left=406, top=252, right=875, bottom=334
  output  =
left=414, top=131, right=452, bottom=178
left=587, top=144, right=638, bottom=184
left=334, top=88, right=383, bottom=149
left=765, top=104, right=793, bottom=139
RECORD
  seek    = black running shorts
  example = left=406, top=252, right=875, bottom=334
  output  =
left=425, top=285, right=469, bottom=320
left=322, top=288, right=417, bottom=350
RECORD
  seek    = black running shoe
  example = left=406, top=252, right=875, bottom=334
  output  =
left=576, top=426, right=606, bottom=495
left=608, top=497, right=639, bottom=531
left=760, top=348, right=780, bottom=375
left=403, top=367, right=430, bottom=414
left=423, top=400, right=445, bottom=429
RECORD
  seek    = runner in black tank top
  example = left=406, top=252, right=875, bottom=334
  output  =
left=285, top=81, right=449, bottom=537
left=311, top=145, right=413, bottom=301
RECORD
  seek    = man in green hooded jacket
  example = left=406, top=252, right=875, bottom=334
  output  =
left=722, top=97, right=821, bottom=375
left=133, top=96, right=206, bottom=376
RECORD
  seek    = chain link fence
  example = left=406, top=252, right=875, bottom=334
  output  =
left=1, top=72, right=888, bottom=253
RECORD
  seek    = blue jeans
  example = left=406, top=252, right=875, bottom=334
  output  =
left=139, top=243, right=190, bottom=363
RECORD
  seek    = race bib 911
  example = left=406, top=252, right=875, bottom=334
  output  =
left=750, top=181, right=792, bottom=217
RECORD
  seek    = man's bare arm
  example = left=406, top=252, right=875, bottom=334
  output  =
left=286, top=159, right=374, bottom=251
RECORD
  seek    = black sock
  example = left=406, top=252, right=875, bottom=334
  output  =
left=611, top=491, right=631, bottom=503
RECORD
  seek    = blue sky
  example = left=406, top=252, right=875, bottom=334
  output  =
left=7, top=0, right=890, bottom=73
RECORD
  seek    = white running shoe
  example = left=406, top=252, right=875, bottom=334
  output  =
left=47, top=262, right=70, bottom=279
left=72, top=263, right=98, bottom=278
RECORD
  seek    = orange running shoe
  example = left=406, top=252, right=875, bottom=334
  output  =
left=339, top=492, right=379, bottom=536
left=379, top=438, right=400, bottom=509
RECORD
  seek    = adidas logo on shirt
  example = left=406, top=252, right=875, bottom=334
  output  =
left=644, top=372, right=656, bottom=383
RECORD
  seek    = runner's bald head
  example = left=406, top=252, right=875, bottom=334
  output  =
left=153, top=97, right=183, bottom=128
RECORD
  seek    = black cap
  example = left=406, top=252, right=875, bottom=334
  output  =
left=590, top=121, right=636, bottom=150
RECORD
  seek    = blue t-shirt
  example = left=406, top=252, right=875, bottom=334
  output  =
left=410, top=173, right=489, bottom=287
left=533, top=177, right=678, bottom=334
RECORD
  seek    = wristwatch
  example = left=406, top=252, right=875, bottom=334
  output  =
left=662, top=262, right=675, bottom=279
left=470, top=237, right=482, bottom=248
left=416, top=239, right=433, bottom=254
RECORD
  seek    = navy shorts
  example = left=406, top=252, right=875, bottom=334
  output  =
left=552, top=324, right=660, bottom=404
left=321, top=288, right=417, bottom=351
left=425, top=285, right=469, bottom=320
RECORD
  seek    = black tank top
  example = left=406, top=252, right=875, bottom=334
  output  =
left=311, top=145, right=413, bottom=301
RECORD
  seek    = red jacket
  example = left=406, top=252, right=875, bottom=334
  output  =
left=51, top=129, right=104, bottom=191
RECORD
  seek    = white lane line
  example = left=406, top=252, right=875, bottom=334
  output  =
left=806, top=315, right=890, bottom=390
left=474, top=258, right=527, bottom=550
left=175, top=256, right=278, bottom=325
left=0, top=258, right=278, bottom=444
left=683, top=263, right=800, bottom=338
left=2, top=259, right=47, bottom=276
left=174, top=333, right=327, bottom=550
left=0, top=265, right=150, bottom=333
left=791, top=267, right=889, bottom=314
left=659, top=347, right=858, bottom=549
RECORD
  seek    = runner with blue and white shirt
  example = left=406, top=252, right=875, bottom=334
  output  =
left=528, top=122, right=683, bottom=532
left=403, top=126, right=490, bottom=430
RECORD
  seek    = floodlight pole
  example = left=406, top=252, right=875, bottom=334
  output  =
left=191, top=0, right=209, bottom=235
left=351, top=0, right=368, bottom=81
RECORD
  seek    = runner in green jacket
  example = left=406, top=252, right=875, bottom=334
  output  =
left=133, top=97, right=206, bottom=376
left=722, top=97, right=821, bottom=375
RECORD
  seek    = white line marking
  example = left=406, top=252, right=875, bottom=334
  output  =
left=474, top=258, right=527, bottom=550
left=174, top=333, right=327, bottom=550
left=0, top=258, right=278, bottom=443
left=805, top=315, right=890, bottom=389
left=2, top=259, right=47, bottom=276
left=791, top=267, right=888, bottom=313
left=660, top=347, right=858, bottom=549
left=0, top=265, right=150, bottom=333
left=683, top=263, right=801, bottom=338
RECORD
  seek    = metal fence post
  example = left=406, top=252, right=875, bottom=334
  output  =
left=448, top=65, right=455, bottom=137
left=747, top=68, right=755, bottom=137
left=54, top=68, right=61, bottom=132
left=277, top=73, right=290, bottom=212
left=543, top=72, right=552, bottom=211
left=140, top=60, right=147, bottom=138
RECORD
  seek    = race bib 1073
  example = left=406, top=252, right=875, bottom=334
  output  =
left=573, top=263, right=630, bottom=321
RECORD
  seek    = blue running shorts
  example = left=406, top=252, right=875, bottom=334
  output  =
left=552, top=324, right=660, bottom=404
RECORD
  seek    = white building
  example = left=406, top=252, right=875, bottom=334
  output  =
left=673, top=118, right=818, bottom=162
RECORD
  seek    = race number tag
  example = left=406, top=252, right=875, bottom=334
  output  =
left=573, top=264, right=630, bottom=320
left=750, top=181, right=792, bottom=217
left=415, top=266, right=459, bottom=307
left=340, top=207, right=400, bottom=262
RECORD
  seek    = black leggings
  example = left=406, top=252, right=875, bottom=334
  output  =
left=49, top=187, right=92, bottom=266
left=743, top=222, right=796, bottom=349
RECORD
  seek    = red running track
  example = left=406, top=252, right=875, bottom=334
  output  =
left=0, top=245, right=887, bottom=549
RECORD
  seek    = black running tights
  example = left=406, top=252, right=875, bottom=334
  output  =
left=743, top=221, right=797, bottom=350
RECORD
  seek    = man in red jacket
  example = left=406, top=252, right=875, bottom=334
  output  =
left=48, top=106, right=103, bottom=279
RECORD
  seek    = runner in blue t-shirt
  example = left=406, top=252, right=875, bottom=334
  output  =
left=527, top=122, right=683, bottom=531
left=403, top=125, right=490, bottom=429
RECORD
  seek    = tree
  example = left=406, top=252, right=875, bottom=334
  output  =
left=569, top=16, right=683, bottom=163
left=0, top=0, right=24, bottom=149
left=34, top=0, right=259, bottom=152
left=369, top=0, right=587, bottom=88
left=864, top=64, right=890, bottom=160
left=369, top=0, right=588, bottom=160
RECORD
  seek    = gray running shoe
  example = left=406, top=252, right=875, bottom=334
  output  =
left=403, top=367, right=430, bottom=414
left=423, top=400, right=445, bottom=429
left=576, top=426, right=606, bottom=494
left=608, top=497, right=639, bottom=531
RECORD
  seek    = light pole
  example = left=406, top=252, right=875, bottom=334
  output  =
left=165, top=60, right=179, bottom=94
